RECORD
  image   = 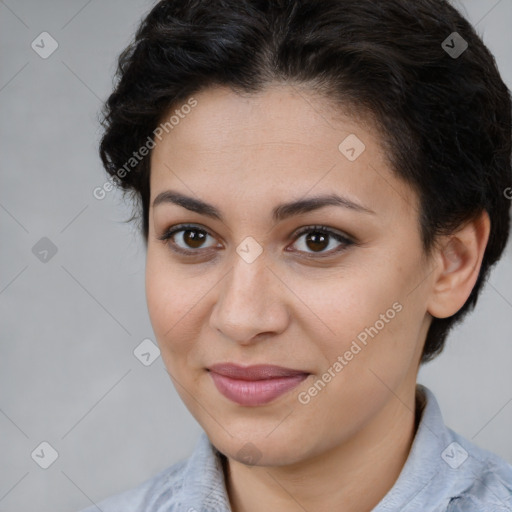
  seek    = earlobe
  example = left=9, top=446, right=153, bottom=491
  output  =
left=426, top=210, right=491, bottom=319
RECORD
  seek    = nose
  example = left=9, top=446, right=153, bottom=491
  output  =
left=209, top=253, right=289, bottom=345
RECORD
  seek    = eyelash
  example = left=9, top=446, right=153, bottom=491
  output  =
left=157, top=223, right=355, bottom=259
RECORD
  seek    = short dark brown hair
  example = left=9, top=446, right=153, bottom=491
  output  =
left=98, top=0, right=512, bottom=363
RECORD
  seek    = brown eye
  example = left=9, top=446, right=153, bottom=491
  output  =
left=157, top=223, right=354, bottom=259
left=303, top=231, right=329, bottom=252
left=157, top=224, right=218, bottom=254
left=181, top=228, right=207, bottom=249
left=290, top=226, right=354, bottom=257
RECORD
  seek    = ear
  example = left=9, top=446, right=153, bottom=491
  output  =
left=426, top=210, right=491, bottom=319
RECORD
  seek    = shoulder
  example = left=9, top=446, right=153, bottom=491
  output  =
left=77, top=458, right=188, bottom=512
left=384, top=385, right=512, bottom=512
left=445, top=429, right=512, bottom=512
left=76, top=431, right=230, bottom=512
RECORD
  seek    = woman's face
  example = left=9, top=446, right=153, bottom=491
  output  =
left=146, top=84, right=436, bottom=466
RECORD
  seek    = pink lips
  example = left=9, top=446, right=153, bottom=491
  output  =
left=208, top=363, right=309, bottom=406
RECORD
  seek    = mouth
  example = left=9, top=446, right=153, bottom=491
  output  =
left=207, top=363, right=310, bottom=406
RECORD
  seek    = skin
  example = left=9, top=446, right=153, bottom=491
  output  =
left=145, top=84, right=490, bottom=512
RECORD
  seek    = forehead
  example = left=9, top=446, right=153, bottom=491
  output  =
left=149, top=84, right=418, bottom=221
left=153, top=84, right=374, bottom=159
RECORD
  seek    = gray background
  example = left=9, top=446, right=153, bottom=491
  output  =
left=1, top=1, right=511, bottom=510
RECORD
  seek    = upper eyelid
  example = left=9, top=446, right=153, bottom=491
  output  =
left=160, top=223, right=351, bottom=239
left=160, top=223, right=354, bottom=249
left=293, top=225, right=354, bottom=242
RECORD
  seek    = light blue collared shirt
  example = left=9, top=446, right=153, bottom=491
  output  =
left=79, top=384, right=512, bottom=511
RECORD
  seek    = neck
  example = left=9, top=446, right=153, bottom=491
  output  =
left=224, top=386, right=422, bottom=512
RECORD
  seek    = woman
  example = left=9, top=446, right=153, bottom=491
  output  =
left=81, top=0, right=512, bottom=510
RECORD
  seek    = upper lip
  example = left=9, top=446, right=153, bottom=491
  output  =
left=208, top=363, right=309, bottom=381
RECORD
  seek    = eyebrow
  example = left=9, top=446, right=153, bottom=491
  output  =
left=152, top=190, right=376, bottom=222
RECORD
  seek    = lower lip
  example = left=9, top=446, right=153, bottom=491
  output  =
left=209, top=371, right=309, bottom=406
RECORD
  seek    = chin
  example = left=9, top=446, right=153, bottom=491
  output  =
left=206, top=423, right=316, bottom=468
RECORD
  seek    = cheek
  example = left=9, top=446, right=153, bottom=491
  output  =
left=296, top=265, right=400, bottom=337
left=145, top=251, right=199, bottom=352
left=301, top=262, right=420, bottom=376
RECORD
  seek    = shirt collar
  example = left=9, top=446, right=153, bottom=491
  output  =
left=373, top=383, right=453, bottom=510
left=173, top=427, right=231, bottom=512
